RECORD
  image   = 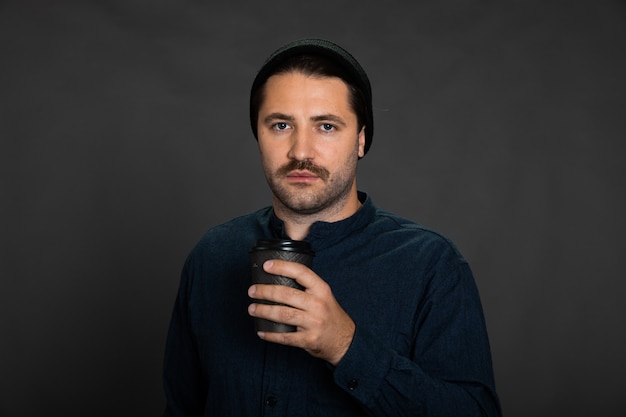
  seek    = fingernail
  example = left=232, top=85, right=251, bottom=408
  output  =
left=264, top=260, right=274, bottom=270
left=248, top=285, right=256, bottom=296
left=248, top=304, right=256, bottom=314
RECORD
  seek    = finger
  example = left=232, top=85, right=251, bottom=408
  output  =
left=248, top=283, right=307, bottom=308
left=258, top=329, right=304, bottom=348
left=263, top=259, right=321, bottom=291
left=248, top=302, right=307, bottom=328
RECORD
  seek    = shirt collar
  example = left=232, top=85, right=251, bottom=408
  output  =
left=269, top=191, right=375, bottom=252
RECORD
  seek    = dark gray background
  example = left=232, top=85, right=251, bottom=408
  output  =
left=1, top=1, right=624, bottom=416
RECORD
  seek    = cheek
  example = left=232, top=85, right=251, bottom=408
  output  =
left=257, top=137, right=273, bottom=160
left=258, top=146, right=280, bottom=173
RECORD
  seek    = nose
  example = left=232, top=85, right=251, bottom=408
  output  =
left=287, top=128, right=315, bottom=161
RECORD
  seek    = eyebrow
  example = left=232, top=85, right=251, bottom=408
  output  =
left=263, top=112, right=347, bottom=127
left=263, top=113, right=295, bottom=124
left=311, top=114, right=347, bottom=127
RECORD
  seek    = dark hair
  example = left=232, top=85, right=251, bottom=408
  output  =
left=250, top=54, right=368, bottom=139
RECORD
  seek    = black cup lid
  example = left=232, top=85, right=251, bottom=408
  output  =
left=251, top=239, right=314, bottom=255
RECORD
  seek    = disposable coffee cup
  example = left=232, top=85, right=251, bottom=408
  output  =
left=250, top=239, right=314, bottom=332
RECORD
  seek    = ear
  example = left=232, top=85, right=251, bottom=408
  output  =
left=357, top=126, right=366, bottom=158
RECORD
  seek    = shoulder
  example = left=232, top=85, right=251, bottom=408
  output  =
left=188, top=206, right=272, bottom=260
left=369, top=207, right=468, bottom=269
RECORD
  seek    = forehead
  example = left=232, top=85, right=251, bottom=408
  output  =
left=260, top=72, right=354, bottom=115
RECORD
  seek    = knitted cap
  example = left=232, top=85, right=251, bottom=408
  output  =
left=250, top=38, right=374, bottom=156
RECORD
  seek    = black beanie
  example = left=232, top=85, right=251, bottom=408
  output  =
left=250, top=38, right=374, bottom=156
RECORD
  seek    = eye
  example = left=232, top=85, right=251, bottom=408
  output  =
left=273, top=122, right=289, bottom=131
left=320, top=123, right=335, bottom=132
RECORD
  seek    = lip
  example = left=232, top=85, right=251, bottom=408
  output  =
left=286, top=170, right=319, bottom=182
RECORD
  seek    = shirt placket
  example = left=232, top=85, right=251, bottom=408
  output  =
left=260, top=343, right=293, bottom=415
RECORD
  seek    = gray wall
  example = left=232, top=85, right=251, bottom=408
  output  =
left=1, top=1, right=624, bottom=416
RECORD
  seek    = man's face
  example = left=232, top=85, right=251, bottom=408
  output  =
left=257, top=71, right=365, bottom=217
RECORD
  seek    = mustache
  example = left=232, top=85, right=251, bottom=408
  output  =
left=276, top=160, right=330, bottom=181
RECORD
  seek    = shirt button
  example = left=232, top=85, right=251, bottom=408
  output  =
left=266, top=396, right=277, bottom=407
left=348, top=379, right=359, bottom=390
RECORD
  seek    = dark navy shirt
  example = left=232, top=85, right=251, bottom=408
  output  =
left=163, top=193, right=501, bottom=416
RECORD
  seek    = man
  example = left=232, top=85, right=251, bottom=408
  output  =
left=163, top=38, right=501, bottom=416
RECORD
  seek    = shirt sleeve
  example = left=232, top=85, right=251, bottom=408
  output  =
left=332, top=260, right=502, bottom=417
left=162, top=260, right=207, bottom=417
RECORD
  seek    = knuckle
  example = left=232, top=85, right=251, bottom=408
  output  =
left=311, top=298, right=328, bottom=315
left=305, top=332, right=321, bottom=347
left=254, top=303, right=269, bottom=317
left=254, top=284, right=269, bottom=299
left=278, top=306, right=298, bottom=322
left=279, top=333, right=292, bottom=345
left=290, top=286, right=306, bottom=300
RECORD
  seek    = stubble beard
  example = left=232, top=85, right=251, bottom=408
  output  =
left=266, top=158, right=358, bottom=217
